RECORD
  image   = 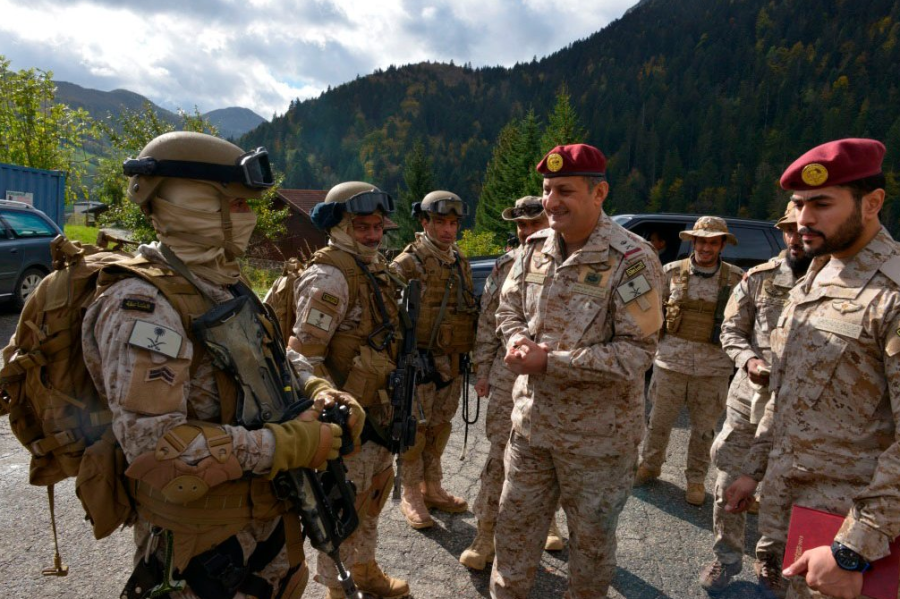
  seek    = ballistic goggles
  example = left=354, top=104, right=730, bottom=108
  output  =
left=507, top=204, right=543, bottom=219
left=344, top=190, right=395, bottom=215
left=420, top=197, right=469, bottom=216
left=123, top=147, right=275, bottom=189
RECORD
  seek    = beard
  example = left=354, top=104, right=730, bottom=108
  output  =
left=785, top=253, right=812, bottom=277
left=800, top=202, right=864, bottom=258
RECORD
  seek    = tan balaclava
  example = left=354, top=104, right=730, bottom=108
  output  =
left=125, top=131, right=269, bottom=285
left=151, top=179, right=257, bottom=285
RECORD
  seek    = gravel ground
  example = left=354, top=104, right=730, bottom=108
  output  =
left=0, top=300, right=774, bottom=599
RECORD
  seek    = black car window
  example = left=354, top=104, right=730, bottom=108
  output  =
left=723, top=226, right=776, bottom=268
left=630, top=220, right=685, bottom=265
left=0, top=211, right=57, bottom=238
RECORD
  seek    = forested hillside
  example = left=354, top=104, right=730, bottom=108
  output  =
left=241, top=0, right=900, bottom=232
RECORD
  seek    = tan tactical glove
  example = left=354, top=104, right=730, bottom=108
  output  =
left=303, top=375, right=334, bottom=401
left=313, top=389, right=366, bottom=449
left=265, top=410, right=342, bottom=479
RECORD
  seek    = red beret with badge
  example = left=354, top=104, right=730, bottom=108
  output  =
left=536, top=143, right=607, bottom=178
left=780, top=138, right=885, bottom=191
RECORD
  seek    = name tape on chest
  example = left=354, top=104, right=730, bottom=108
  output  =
left=813, top=316, right=862, bottom=340
left=525, top=272, right=546, bottom=285
left=306, top=308, right=334, bottom=332
left=128, top=320, right=183, bottom=359
left=617, top=274, right=652, bottom=310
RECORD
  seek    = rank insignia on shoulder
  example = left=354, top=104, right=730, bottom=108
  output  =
left=321, top=292, right=340, bottom=306
left=122, top=298, right=156, bottom=313
left=625, top=261, right=646, bottom=278
left=128, top=321, right=182, bottom=359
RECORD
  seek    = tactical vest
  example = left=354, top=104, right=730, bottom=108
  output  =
left=396, top=241, right=478, bottom=356
left=97, top=258, right=301, bottom=572
left=664, top=259, right=735, bottom=343
left=305, top=247, right=402, bottom=413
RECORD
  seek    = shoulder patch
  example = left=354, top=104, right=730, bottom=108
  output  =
left=879, top=255, right=900, bottom=287
left=128, top=320, right=183, bottom=359
left=625, top=260, right=646, bottom=278
left=321, top=292, right=340, bottom=306
left=121, top=297, right=156, bottom=313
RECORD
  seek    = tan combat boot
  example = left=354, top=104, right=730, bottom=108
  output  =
left=350, top=560, right=409, bottom=598
left=633, top=464, right=661, bottom=487
left=686, top=483, right=706, bottom=506
left=422, top=481, right=468, bottom=513
left=754, top=556, right=787, bottom=599
left=400, top=485, right=434, bottom=529
left=459, top=521, right=495, bottom=570
left=544, top=518, right=564, bottom=551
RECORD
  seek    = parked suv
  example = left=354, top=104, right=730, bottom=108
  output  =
left=0, top=200, right=63, bottom=308
left=470, top=213, right=785, bottom=297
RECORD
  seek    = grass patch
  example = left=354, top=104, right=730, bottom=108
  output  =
left=64, top=224, right=101, bottom=245
left=241, top=259, right=283, bottom=298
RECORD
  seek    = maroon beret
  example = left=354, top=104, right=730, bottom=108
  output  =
left=536, top=144, right=607, bottom=178
left=780, top=138, right=885, bottom=191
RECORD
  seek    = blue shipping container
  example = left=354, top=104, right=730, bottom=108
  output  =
left=0, top=162, right=66, bottom=228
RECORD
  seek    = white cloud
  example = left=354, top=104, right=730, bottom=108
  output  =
left=0, top=0, right=635, bottom=118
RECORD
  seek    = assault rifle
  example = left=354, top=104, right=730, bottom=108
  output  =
left=388, top=279, right=423, bottom=498
left=193, top=284, right=362, bottom=599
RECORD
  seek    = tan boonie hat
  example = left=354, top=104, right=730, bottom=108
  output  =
left=774, top=202, right=798, bottom=230
left=678, top=216, right=738, bottom=245
left=501, top=196, right=545, bottom=221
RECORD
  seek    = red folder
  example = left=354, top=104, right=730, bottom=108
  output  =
left=783, top=505, right=900, bottom=599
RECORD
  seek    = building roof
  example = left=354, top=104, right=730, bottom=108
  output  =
left=277, top=189, right=399, bottom=230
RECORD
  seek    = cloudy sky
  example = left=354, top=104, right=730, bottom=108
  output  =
left=0, top=0, right=636, bottom=119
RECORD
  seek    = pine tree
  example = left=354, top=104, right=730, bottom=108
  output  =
left=539, top=84, right=587, bottom=151
left=395, top=138, right=433, bottom=246
left=476, top=110, right=543, bottom=242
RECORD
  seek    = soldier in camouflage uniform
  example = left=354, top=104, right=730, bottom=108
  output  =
left=83, top=132, right=363, bottom=599
left=392, top=191, right=479, bottom=529
left=286, top=182, right=409, bottom=598
left=490, top=144, right=665, bottom=599
left=459, top=196, right=563, bottom=571
left=635, top=216, right=744, bottom=506
left=726, top=138, right=900, bottom=599
left=698, top=203, right=809, bottom=595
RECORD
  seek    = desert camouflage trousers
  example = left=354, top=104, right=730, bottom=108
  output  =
left=473, top=380, right=515, bottom=526
left=710, top=408, right=783, bottom=566
left=315, top=441, right=394, bottom=589
left=490, top=433, right=636, bottom=599
left=401, top=375, right=463, bottom=487
left=642, top=367, right=729, bottom=484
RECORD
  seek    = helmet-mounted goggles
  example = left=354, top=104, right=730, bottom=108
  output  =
left=345, top=190, right=395, bottom=215
left=419, top=197, right=469, bottom=216
left=507, top=204, right=543, bottom=219
left=122, top=147, right=275, bottom=189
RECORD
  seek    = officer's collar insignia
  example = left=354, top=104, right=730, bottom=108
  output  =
left=801, top=163, right=829, bottom=187
left=547, top=153, right=564, bottom=172
left=832, top=299, right=862, bottom=314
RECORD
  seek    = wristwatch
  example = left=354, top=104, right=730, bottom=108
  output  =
left=831, top=542, right=871, bottom=573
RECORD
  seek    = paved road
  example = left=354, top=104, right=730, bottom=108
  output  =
left=0, top=301, right=773, bottom=598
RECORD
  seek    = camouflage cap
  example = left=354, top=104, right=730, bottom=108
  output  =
left=501, top=196, right=545, bottom=221
left=678, top=216, right=738, bottom=245
left=774, top=202, right=798, bottom=230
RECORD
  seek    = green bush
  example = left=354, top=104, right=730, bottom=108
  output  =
left=241, top=259, right=282, bottom=298
left=457, top=229, right=503, bottom=257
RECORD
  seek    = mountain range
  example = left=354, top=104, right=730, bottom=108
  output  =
left=54, top=81, right=266, bottom=140
left=238, top=0, right=900, bottom=232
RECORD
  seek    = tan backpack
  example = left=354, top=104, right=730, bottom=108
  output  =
left=263, top=257, right=305, bottom=341
left=0, top=235, right=206, bottom=545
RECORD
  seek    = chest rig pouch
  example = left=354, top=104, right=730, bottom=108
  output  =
left=665, top=259, right=732, bottom=343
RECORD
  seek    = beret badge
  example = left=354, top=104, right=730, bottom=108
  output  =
left=547, top=153, right=564, bottom=172
left=801, top=163, right=829, bottom=187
